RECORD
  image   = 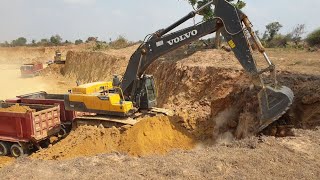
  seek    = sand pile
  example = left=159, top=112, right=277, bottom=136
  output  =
left=119, top=116, right=195, bottom=156
left=32, top=116, right=195, bottom=160
left=0, top=104, right=35, bottom=113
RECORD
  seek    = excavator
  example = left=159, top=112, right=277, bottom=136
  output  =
left=64, top=0, right=294, bottom=132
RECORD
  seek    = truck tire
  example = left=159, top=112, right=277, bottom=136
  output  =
left=58, top=128, right=67, bottom=138
left=0, top=141, right=10, bottom=156
left=10, top=144, right=24, bottom=158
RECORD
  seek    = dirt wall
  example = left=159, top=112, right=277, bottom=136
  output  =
left=63, top=48, right=320, bottom=141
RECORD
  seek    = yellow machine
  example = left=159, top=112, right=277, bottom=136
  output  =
left=64, top=0, right=294, bottom=131
left=66, top=82, right=134, bottom=117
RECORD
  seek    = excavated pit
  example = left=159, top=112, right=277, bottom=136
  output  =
left=34, top=47, right=320, bottom=159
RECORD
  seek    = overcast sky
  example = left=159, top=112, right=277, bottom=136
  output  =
left=0, top=0, right=319, bottom=43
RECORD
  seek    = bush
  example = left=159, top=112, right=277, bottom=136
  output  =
left=12, top=37, right=27, bottom=46
left=109, top=36, right=133, bottom=49
left=75, top=39, right=83, bottom=45
left=266, top=34, right=291, bottom=48
left=306, top=28, right=320, bottom=47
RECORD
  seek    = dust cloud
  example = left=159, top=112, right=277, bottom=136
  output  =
left=0, top=64, right=71, bottom=100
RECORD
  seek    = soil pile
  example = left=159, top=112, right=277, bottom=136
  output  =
left=32, top=116, right=195, bottom=160
left=0, top=104, right=35, bottom=113
left=40, top=64, right=65, bottom=77
left=119, top=116, right=195, bottom=156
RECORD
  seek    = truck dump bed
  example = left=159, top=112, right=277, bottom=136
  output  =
left=13, top=91, right=76, bottom=123
left=0, top=103, right=61, bottom=143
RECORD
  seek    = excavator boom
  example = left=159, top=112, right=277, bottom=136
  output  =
left=65, top=0, right=294, bottom=132
left=119, top=0, right=294, bottom=131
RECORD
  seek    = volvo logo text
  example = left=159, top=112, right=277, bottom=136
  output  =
left=167, top=30, right=198, bottom=46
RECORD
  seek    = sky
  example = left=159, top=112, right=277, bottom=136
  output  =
left=0, top=0, right=319, bottom=43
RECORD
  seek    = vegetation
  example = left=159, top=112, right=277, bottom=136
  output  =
left=75, top=39, right=83, bottom=45
left=50, top=35, right=63, bottom=45
left=186, top=0, right=246, bottom=48
left=109, top=36, right=133, bottom=49
left=11, top=37, right=27, bottom=46
left=306, top=28, right=320, bottom=47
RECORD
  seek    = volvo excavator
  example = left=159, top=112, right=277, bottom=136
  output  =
left=64, top=0, right=294, bottom=132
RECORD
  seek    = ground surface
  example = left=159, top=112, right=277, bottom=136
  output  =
left=0, top=129, right=319, bottom=180
left=0, top=45, right=319, bottom=179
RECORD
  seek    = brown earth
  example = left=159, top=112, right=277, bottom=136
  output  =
left=0, top=128, right=319, bottom=179
left=32, top=116, right=195, bottom=160
left=0, top=43, right=92, bottom=64
left=0, top=45, right=319, bottom=179
left=0, top=104, right=35, bottom=113
left=0, top=157, right=14, bottom=169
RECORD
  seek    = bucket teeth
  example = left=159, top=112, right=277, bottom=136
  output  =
left=258, top=86, right=294, bottom=132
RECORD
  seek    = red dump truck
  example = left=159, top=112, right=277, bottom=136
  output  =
left=20, top=62, right=44, bottom=77
left=0, top=103, right=61, bottom=157
left=6, top=91, right=83, bottom=134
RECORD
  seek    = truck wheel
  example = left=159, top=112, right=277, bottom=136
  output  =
left=10, top=144, right=24, bottom=158
left=0, top=141, right=9, bottom=156
left=58, top=128, right=67, bottom=138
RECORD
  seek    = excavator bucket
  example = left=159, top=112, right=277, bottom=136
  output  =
left=258, top=86, right=294, bottom=131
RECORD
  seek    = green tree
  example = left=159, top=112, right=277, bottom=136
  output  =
left=38, top=38, right=49, bottom=46
left=306, top=28, right=320, bottom=47
left=11, top=37, right=27, bottom=46
left=186, top=0, right=246, bottom=48
left=75, top=39, right=83, bottom=45
left=50, top=34, right=62, bottom=45
left=264, top=22, right=283, bottom=41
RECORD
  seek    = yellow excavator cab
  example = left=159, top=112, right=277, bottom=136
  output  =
left=72, top=82, right=113, bottom=94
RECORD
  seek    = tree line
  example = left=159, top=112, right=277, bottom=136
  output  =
left=1, top=0, right=320, bottom=49
left=187, top=0, right=320, bottom=49
left=0, top=34, right=89, bottom=47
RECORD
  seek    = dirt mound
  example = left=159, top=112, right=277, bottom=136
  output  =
left=119, top=116, right=195, bottom=156
left=0, top=104, right=35, bottom=113
left=32, top=116, right=195, bottom=160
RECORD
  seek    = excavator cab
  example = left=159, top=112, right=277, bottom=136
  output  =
left=134, top=75, right=157, bottom=109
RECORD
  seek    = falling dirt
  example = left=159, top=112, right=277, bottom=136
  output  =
left=0, top=104, right=35, bottom=113
left=32, top=116, right=195, bottom=160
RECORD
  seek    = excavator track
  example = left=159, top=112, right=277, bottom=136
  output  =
left=73, top=108, right=174, bottom=128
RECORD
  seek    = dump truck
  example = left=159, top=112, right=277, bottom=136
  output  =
left=20, top=62, right=43, bottom=78
left=0, top=103, right=61, bottom=157
left=6, top=91, right=85, bottom=134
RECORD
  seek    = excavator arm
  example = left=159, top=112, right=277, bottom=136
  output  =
left=118, top=0, right=294, bottom=131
